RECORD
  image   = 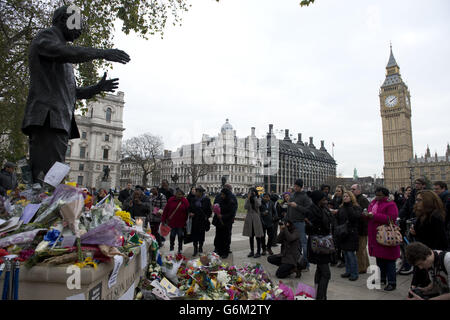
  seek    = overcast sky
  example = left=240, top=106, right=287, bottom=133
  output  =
left=108, top=0, right=450, bottom=178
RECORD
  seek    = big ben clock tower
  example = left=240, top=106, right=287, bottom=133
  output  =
left=380, top=45, right=414, bottom=191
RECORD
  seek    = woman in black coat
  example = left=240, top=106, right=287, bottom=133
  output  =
left=188, top=187, right=212, bottom=256
left=329, top=185, right=346, bottom=267
left=306, top=191, right=333, bottom=300
left=335, top=191, right=362, bottom=281
left=409, top=190, right=448, bottom=288
left=213, top=188, right=235, bottom=259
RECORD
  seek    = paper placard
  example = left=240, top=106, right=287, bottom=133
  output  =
left=160, top=277, right=178, bottom=295
left=44, top=162, right=70, bottom=187
left=108, top=255, right=124, bottom=288
left=20, top=203, right=41, bottom=224
left=140, top=242, right=147, bottom=270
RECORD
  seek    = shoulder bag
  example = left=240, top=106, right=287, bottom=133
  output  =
left=376, top=217, right=403, bottom=247
left=159, top=201, right=182, bottom=237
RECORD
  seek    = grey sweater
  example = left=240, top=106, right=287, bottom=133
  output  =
left=286, top=191, right=312, bottom=223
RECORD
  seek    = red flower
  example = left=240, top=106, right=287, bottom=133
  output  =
left=0, top=249, right=9, bottom=257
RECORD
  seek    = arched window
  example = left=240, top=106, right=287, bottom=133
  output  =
left=106, top=108, right=112, bottom=122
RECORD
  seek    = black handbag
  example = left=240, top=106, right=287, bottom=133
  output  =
left=335, top=222, right=349, bottom=239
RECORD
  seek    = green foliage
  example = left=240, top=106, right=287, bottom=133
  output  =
left=0, top=0, right=190, bottom=165
left=300, top=0, right=315, bottom=6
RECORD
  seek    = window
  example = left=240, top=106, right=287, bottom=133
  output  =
left=77, top=176, right=84, bottom=186
left=79, top=163, right=84, bottom=171
left=105, top=134, right=110, bottom=142
left=82, top=132, right=87, bottom=139
left=103, top=149, right=109, bottom=160
left=66, top=145, right=71, bottom=157
left=106, top=108, right=112, bottom=122
left=80, top=146, right=86, bottom=159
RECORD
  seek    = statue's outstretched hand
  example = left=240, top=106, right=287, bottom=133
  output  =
left=103, top=49, right=130, bottom=64
left=97, top=72, right=119, bottom=93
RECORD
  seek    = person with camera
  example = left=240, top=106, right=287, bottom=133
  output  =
left=408, top=190, right=448, bottom=289
left=406, top=242, right=450, bottom=300
left=305, top=190, right=333, bottom=300
left=267, top=219, right=302, bottom=279
left=286, top=179, right=312, bottom=270
left=243, top=188, right=264, bottom=258
left=260, top=193, right=277, bottom=256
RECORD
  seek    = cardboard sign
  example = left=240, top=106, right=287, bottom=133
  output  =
left=160, top=277, right=178, bottom=295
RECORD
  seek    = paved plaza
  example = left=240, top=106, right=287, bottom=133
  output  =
left=159, top=219, right=413, bottom=300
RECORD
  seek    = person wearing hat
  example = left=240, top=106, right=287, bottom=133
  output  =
left=306, top=190, right=334, bottom=300
left=286, top=178, right=312, bottom=270
left=0, top=162, right=18, bottom=196
left=188, top=186, right=212, bottom=256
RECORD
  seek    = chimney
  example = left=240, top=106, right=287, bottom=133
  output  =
left=284, top=129, right=292, bottom=142
left=297, top=133, right=304, bottom=145
left=320, top=140, right=327, bottom=151
left=251, top=127, right=255, bottom=136
left=309, top=137, right=315, bottom=148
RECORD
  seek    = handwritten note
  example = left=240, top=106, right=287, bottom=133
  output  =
left=44, top=162, right=70, bottom=187
left=20, top=203, right=41, bottom=224
left=108, top=255, right=124, bottom=288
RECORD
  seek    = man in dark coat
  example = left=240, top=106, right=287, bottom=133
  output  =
left=22, top=5, right=130, bottom=182
left=267, top=220, right=301, bottom=279
left=351, top=184, right=370, bottom=274
left=260, top=193, right=277, bottom=256
left=158, top=179, right=174, bottom=202
left=213, top=188, right=236, bottom=259
left=188, top=187, right=212, bottom=256
left=118, top=183, right=133, bottom=206
left=286, top=179, right=312, bottom=269
left=214, top=184, right=237, bottom=254
left=0, top=162, right=18, bottom=196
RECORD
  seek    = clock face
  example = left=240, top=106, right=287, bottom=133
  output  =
left=385, top=95, right=398, bottom=107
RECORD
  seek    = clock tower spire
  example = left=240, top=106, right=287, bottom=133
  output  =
left=379, top=45, right=414, bottom=191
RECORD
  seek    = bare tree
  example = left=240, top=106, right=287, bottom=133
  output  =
left=122, top=133, right=163, bottom=187
left=181, top=162, right=214, bottom=188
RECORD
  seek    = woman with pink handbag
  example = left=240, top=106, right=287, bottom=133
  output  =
left=365, top=187, right=400, bottom=291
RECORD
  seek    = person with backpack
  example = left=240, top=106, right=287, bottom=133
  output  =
left=406, top=242, right=450, bottom=300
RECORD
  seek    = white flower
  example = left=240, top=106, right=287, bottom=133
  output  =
left=217, top=270, right=230, bottom=285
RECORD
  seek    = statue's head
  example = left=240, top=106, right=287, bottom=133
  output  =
left=52, top=5, right=84, bottom=42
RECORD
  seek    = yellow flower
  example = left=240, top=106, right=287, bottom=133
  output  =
left=65, top=182, right=77, bottom=187
left=115, top=211, right=134, bottom=225
left=74, top=257, right=98, bottom=269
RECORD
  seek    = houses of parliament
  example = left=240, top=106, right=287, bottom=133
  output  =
left=380, top=45, right=449, bottom=191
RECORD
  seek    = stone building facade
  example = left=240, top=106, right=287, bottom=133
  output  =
left=66, top=92, right=125, bottom=190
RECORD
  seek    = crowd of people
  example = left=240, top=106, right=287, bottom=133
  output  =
left=1, top=159, right=449, bottom=300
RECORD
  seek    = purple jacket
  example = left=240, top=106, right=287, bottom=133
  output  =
left=367, top=198, right=400, bottom=260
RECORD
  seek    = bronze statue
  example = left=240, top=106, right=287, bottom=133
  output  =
left=21, top=5, right=130, bottom=183
left=102, top=165, right=110, bottom=181
left=171, top=173, right=179, bottom=184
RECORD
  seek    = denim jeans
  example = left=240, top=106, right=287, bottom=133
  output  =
left=344, top=251, right=358, bottom=278
left=170, top=227, right=184, bottom=251
left=294, top=221, right=309, bottom=268
left=376, top=258, right=397, bottom=285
